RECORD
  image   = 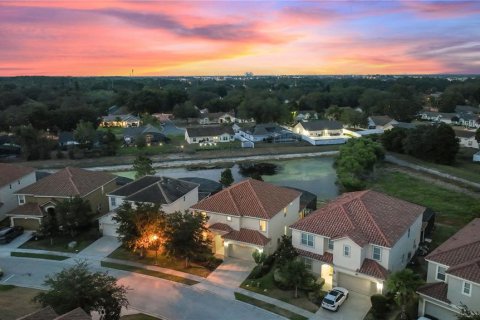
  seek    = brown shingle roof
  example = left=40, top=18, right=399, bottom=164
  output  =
left=426, top=218, right=480, bottom=283
left=17, top=306, right=58, bottom=320
left=191, top=179, right=301, bottom=219
left=417, top=282, right=450, bottom=303
left=54, top=308, right=91, bottom=320
left=296, top=248, right=333, bottom=264
left=0, top=163, right=35, bottom=188
left=16, top=167, right=116, bottom=197
left=222, top=228, right=270, bottom=246
left=290, top=190, right=425, bottom=248
left=358, top=259, right=389, bottom=280
left=209, top=222, right=233, bottom=233
left=6, top=203, right=44, bottom=217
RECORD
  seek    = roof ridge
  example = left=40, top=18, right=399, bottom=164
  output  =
left=359, top=190, right=391, bottom=246
left=447, top=256, right=480, bottom=272
left=428, top=239, right=480, bottom=260
left=246, top=179, right=268, bottom=218
left=226, top=183, right=241, bottom=215
left=124, top=176, right=161, bottom=198
left=66, top=167, right=80, bottom=195
left=156, top=180, right=172, bottom=204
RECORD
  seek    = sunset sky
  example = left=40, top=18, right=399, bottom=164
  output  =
left=1, top=1, right=480, bottom=76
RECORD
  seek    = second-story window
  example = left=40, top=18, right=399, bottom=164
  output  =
left=408, top=228, right=410, bottom=238
left=226, top=216, right=232, bottom=222
left=463, top=281, right=472, bottom=296
left=301, top=233, right=314, bottom=247
left=436, top=265, right=446, bottom=282
left=303, top=257, right=313, bottom=270
left=259, top=220, right=267, bottom=232
left=18, top=195, right=25, bottom=205
left=372, top=246, right=382, bottom=261
left=328, top=239, right=334, bottom=250
left=110, top=197, right=116, bottom=207
left=343, top=244, right=351, bottom=257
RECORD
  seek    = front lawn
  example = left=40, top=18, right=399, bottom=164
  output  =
left=107, top=247, right=221, bottom=278
left=0, top=285, right=44, bottom=319
left=234, top=292, right=308, bottom=320
left=20, top=228, right=101, bottom=253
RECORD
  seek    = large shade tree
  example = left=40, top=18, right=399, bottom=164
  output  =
left=133, top=155, right=155, bottom=179
left=56, top=197, right=93, bottom=238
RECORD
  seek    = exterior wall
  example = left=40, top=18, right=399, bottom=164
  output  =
left=420, top=299, right=458, bottom=320
left=387, top=214, right=423, bottom=271
left=161, top=187, right=199, bottom=214
left=185, top=132, right=234, bottom=144
left=426, top=261, right=446, bottom=283
left=458, top=136, right=479, bottom=149
left=263, top=196, right=300, bottom=252
left=0, top=171, right=36, bottom=220
left=447, top=276, right=480, bottom=309
left=108, top=195, right=125, bottom=211
left=203, top=211, right=241, bottom=231
left=333, top=238, right=363, bottom=271
left=83, top=180, right=117, bottom=214
left=291, top=229, right=324, bottom=255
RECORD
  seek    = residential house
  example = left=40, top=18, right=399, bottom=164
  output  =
left=457, top=113, right=480, bottom=129
left=384, top=122, right=418, bottom=131
left=368, top=116, right=398, bottom=130
left=295, top=110, right=319, bottom=122
left=99, top=176, right=199, bottom=236
left=455, top=105, right=479, bottom=115
left=454, top=130, right=479, bottom=149
left=6, top=167, right=117, bottom=230
left=123, top=124, right=167, bottom=146
left=17, top=306, right=91, bottom=320
left=293, top=120, right=345, bottom=145
left=58, top=131, right=79, bottom=148
left=234, top=123, right=295, bottom=143
left=290, top=190, right=425, bottom=294
left=152, top=113, right=173, bottom=122
left=0, top=163, right=36, bottom=221
left=419, top=112, right=458, bottom=125
left=184, top=126, right=235, bottom=144
left=191, top=179, right=301, bottom=260
left=474, top=151, right=480, bottom=162
left=198, top=111, right=253, bottom=125
left=100, top=114, right=141, bottom=128
left=417, top=218, right=480, bottom=320
left=0, top=134, right=21, bottom=158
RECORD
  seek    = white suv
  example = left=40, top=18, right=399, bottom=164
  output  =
left=321, top=287, right=349, bottom=311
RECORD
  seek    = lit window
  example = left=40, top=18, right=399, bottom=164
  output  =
left=372, top=246, right=382, bottom=261
left=343, top=245, right=351, bottom=257
left=303, top=257, right=313, bottom=270
left=226, top=216, right=232, bottom=222
left=463, top=282, right=472, bottom=296
left=18, top=195, right=25, bottom=205
left=436, top=265, right=446, bottom=282
left=328, top=239, right=334, bottom=250
left=301, top=233, right=314, bottom=247
left=259, top=220, right=267, bottom=232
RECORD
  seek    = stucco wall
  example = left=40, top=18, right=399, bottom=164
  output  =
left=162, top=187, right=199, bottom=214
left=333, top=238, right=363, bottom=271
left=447, top=276, right=480, bottom=309
left=0, top=171, right=36, bottom=219
left=387, top=214, right=422, bottom=271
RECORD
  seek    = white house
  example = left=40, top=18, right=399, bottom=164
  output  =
left=99, top=176, right=199, bottom=236
left=0, top=164, right=36, bottom=221
left=368, top=116, right=398, bottom=130
left=295, top=110, right=319, bottom=122
left=290, top=190, right=425, bottom=294
left=191, top=179, right=301, bottom=261
left=234, top=123, right=295, bottom=143
left=293, top=120, right=346, bottom=145
left=474, top=151, right=480, bottom=162
left=454, top=130, right=479, bottom=149
left=184, top=126, right=235, bottom=144
left=418, top=219, right=480, bottom=320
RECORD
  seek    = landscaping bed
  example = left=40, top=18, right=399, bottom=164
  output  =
left=11, top=251, right=70, bottom=261
left=20, top=228, right=101, bottom=253
left=234, top=292, right=308, bottom=320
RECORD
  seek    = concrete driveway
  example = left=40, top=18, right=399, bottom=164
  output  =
left=77, top=236, right=121, bottom=259
left=0, top=231, right=32, bottom=251
left=314, top=292, right=371, bottom=320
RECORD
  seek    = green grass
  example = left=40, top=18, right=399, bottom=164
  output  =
left=234, top=292, right=308, bottom=320
left=0, top=285, right=16, bottom=291
left=11, top=252, right=69, bottom=261
left=121, top=314, right=162, bottom=320
left=108, top=247, right=217, bottom=277
left=101, top=261, right=199, bottom=285
left=19, top=229, right=101, bottom=253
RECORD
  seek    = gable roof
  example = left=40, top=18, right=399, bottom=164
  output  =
left=123, top=124, right=164, bottom=138
left=369, top=116, right=394, bottom=126
left=0, top=163, right=35, bottom=188
left=191, top=179, right=301, bottom=219
left=110, top=176, right=198, bottom=205
left=17, top=306, right=58, bottom=320
left=186, top=126, right=234, bottom=137
left=6, top=202, right=44, bottom=217
left=239, top=123, right=286, bottom=135
left=290, top=190, right=425, bottom=248
left=417, top=282, right=450, bottom=304
left=16, top=167, right=116, bottom=197
left=222, top=228, right=270, bottom=246
left=297, top=120, right=343, bottom=131
left=426, top=218, right=480, bottom=283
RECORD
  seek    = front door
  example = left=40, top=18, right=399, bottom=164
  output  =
left=321, top=264, right=334, bottom=290
left=214, top=234, right=225, bottom=256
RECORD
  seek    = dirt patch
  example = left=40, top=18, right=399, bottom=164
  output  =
left=0, top=286, right=44, bottom=320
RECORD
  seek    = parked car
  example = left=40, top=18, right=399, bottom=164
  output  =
left=0, top=226, right=24, bottom=244
left=321, top=287, right=349, bottom=311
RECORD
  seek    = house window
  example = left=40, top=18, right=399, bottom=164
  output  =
left=226, top=216, right=232, bottom=222
left=18, top=195, right=25, bottom=205
left=97, top=203, right=102, bottom=211
left=9, top=184, right=12, bottom=189
left=259, top=220, right=267, bottom=232
left=463, top=281, right=472, bottom=296
left=301, top=233, right=314, bottom=247
left=372, top=246, right=382, bottom=261
left=436, top=265, right=446, bottom=282
left=328, top=239, right=334, bottom=250
left=18, top=180, right=20, bottom=184
left=110, top=197, right=116, bottom=207
left=284, top=207, right=287, bottom=217
left=343, top=245, right=351, bottom=257
left=303, top=257, right=313, bottom=270
left=408, top=228, right=410, bottom=238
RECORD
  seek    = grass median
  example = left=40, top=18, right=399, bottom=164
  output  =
left=234, top=292, right=308, bottom=320
left=101, top=261, right=199, bottom=285
left=11, top=251, right=70, bottom=261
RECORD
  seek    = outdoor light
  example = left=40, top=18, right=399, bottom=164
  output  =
left=376, top=282, right=383, bottom=292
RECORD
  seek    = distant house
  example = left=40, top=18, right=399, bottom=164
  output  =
left=458, top=113, right=480, bottom=129
left=295, top=110, right=319, bottom=122
left=123, top=124, right=167, bottom=146
left=234, top=123, right=295, bottom=143
left=473, top=151, right=480, bottom=162
left=418, top=111, right=457, bottom=125
left=152, top=113, right=173, bottom=122
left=455, top=105, right=479, bottom=115
left=100, top=176, right=199, bottom=236
left=184, top=126, right=235, bottom=144
left=368, top=116, right=398, bottom=130
left=58, top=131, right=79, bottom=148
left=384, top=122, right=418, bottom=131
left=417, top=218, right=480, bottom=320
left=100, top=114, right=141, bottom=128
left=17, top=306, right=91, bottom=320
left=0, top=164, right=36, bottom=221
left=198, top=111, right=253, bottom=125
left=7, top=167, right=117, bottom=230
left=0, top=134, right=21, bottom=158
left=290, top=190, right=425, bottom=294
left=293, top=120, right=346, bottom=145
left=454, top=130, right=479, bottom=149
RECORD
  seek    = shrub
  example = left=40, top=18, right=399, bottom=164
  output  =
left=206, top=256, right=222, bottom=270
left=370, top=294, right=390, bottom=318
left=308, top=289, right=326, bottom=305
left=248, top=265, right=264, bottom=279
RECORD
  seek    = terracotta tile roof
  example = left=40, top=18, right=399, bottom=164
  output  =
left=16, top=167, right=116, bottom=197
left=191, top=179, right=301, bottom=219
left=358, top=258, right=389, bottom=280
left=417, top=282, right=450, bottom=304
left=446, top=258, right=480, bottom=283
left=54, top=308, right=91, bottom=320
left=6, top=203, right=44, bottom=217
left=209, top=222, right=233, bottom=233
left=222, top=228, right=270, bottom=246
left=290, top=190, right=425, bottom=248
left=17, top=306, right=58, bottom=320
left=0, top=163, right=35, bottom=188
left=296, top=248, right=333, bottom=264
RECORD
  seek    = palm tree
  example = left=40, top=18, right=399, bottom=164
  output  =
left=386, top=269, right=424, bottom=320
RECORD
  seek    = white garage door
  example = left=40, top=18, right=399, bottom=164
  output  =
left=101, top=223, right=118, bottom=237
left=425, top=301, right=457, bottom=320
left=337, top=273, right=376, bottom=295
left=229, top=244, right=257, bottom=261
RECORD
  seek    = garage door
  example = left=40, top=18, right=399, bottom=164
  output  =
left=337, top=273, right=376, bottom=295
left=101, top=223, right=118, bottom=237
left=424, top=301, right=457, bottom=320
left=13, top=218, right=40, bottom=230
left=229, top=244, right=257, bottom=261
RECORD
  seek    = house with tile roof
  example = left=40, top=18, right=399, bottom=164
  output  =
left=6, top=167, right=117, bottom=230
left=0, top=163, right=36, bottom=221
left=290, top=190, right=425, bottom=295
left=190, top=179, right=301, bottom=261
left=99, top=176, right=199, bottom=236
left=184, top=126, right=235, bottom=144
left=417, top=218, right=480, bottom=320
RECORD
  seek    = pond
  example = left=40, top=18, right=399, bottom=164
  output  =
left=115, top=157, right=339, bottom=200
